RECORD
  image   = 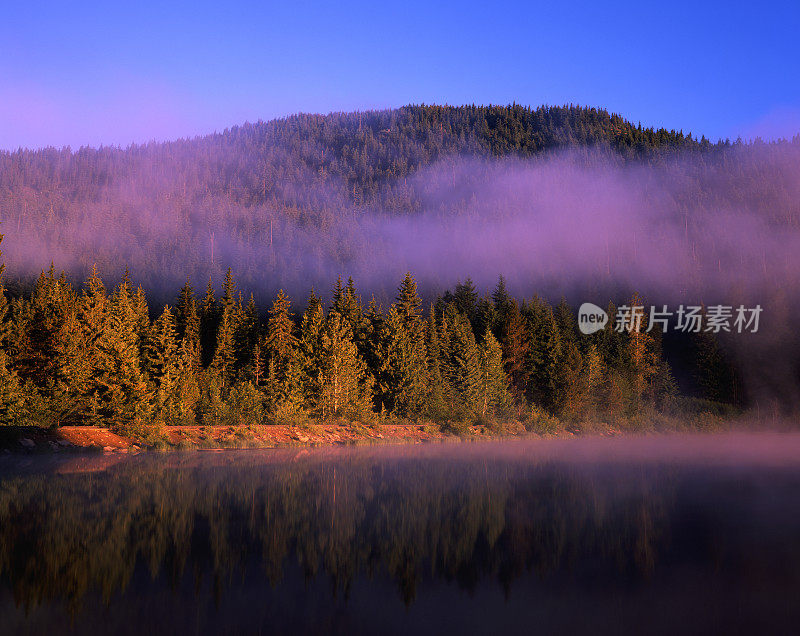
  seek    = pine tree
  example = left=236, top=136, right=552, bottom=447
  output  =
left=395, top=273, right=422, bottom=322
left=211, top=308, right=237, bottom=390
left=144, top=306, right=181, bottom=424
left=305, top=288, right=322, bottom=316
left=173, top=335, right=202, bottom=424
left=88, top=277, right=151, bottom=432
left=624, top=293, right=661, bottom=410
left=220, top=267, right=237, bottom=316
left=0, top=350, right=25, bottom=425
left=478, top=329, right=510, bottom=417
left=693, top=323, right=736, bottom=404
left=491, top=275, right=512, bottom=319
left=424, top=307, right=448, bottom=419
left=331, top=275, right=345, bottom=315
left=12, top=267, right=95, bottom=427
left=497, top=298, right=529, bottom=399
left=250, top=341, right=264, bottom=386
left=314, top=311, right=373, bottom=420
left=175, top=278, right=200, bottom=345
left=0, top=238, right=11, bottom=349
left=200, top=276, right=218, bottom=367
left=524, top=296, right=563, bottom=411
left=235, top=293, right=259, bottom=373
left=554, top=338, right=585, bottom=417
left=299, top=296, right=325, bottom=409
left=473, top=295, right=496, bottom=341
left=171, top=281, right=202, bottom=421
left=440, top=304, right=481, bottom=416
left=360, top=298, right=386, bottom=409
left=378, top=274, right=428, bottom=416
left=266, top=290, right=297, bottom=360
left=132, top=285, right=150, bottom=352
left=580, top=344, right=605, bottom=415
left=263, top=290, right=303, bottom=417
left=340, top=277, right=362, bottom=329
left=554, top=298, right=578, bottom=351
left=379, top=305, right=427, bottom=416
left=692, top=307, right=738, bottom=404
left=453, top=278, right=478, bottom=324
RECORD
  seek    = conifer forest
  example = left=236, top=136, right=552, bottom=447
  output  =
left=4, top=4, right=800, bottom=633
left=1, top=105, right=797, bottom=435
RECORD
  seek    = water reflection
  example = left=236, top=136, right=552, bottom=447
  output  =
left=1, top=436, right=799, bottom=635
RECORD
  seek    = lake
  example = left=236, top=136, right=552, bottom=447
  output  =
left=1, top=433, right=799, bottom=635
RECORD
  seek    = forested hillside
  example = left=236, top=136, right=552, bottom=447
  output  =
left=0, top=104, right=799, bottom=426
left=2, top=104, right=797, bottom=303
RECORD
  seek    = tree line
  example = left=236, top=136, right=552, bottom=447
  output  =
left=0, top=233, right=737, bottom=435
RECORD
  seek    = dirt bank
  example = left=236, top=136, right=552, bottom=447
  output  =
left=163, top=422, right=454, bottom=448
left=0, top=426, right=135, bottom=454
left=1, top=422, right=519, bottom=454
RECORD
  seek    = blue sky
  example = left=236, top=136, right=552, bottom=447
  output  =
left=1, top=0, right=798, bottom=150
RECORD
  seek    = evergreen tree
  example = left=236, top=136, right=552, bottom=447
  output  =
left=478, top=329, right=510, bottom=417
left=173, top=335, right=202, bottom=424
left=235, top=293, right=259, bottom=373
left=424, top=307, right=448, bottom=419
left=132, top=285, right=151, bottom=352
left=305, top=288, right=322, bottom=316
left=360, top=298, right=386, bottom=410
left=473, top=295, right=496, bottom=341
left=313, top=311, right=373, bottom=419
left=88, top=276, right=151, bottom=431
left=331, top=276, right=345, bottom=315
left=453, top=278, right=478, bottom=324
left=554, top=338, right=585, bottom=417
left=554, top=298, right=578, bottom=351
left=263, top=290, right=303, bottom=417
left=175, top=278, right=200, bottom=345
left=265, top=291, right=297, bottom=360
left=13, top=267, right=97, bottom=427
left=395, top=273, right=422, bottom=321
left=523, top=296, right=563, bottom=411
left=624, top=293, right=661, bottom=410
left=298, top=296, right=325, bottom=409
left=221, top=267, right=237, bottom=315
left=340, top=277, right=362, bottom=329
left=200, top=276, right=218, bottom=367
left=497, top=298, right=529, bottom=399
left=693, top=328, right=737, bottom=403
left=491, top=275, right=512, bottom=319
left=144, top=306, right=181, bottom=424
left=211, top=308, right=237, bottom=390
left=440, top=304, right=481, bottom=416
left=0, top=236, right=11, bottom=349
left=378, top=274, right=428, bottom=416
left=0, top=350, right=25, bottom=425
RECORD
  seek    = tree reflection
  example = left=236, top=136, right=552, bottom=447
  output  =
left=0, top=448, right=798, bottom=618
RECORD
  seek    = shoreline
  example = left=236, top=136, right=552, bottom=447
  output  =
left=1, top=417, right=791, bottom=456
left=0, top=422, right=593, bottom=455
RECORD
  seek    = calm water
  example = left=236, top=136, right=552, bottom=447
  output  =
left=1, top=434, right=799, bottom=635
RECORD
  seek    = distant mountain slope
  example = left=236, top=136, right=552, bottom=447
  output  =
left=0, top=104, right=797, bottom=302
left=0, top=104, right=715, bottom=210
